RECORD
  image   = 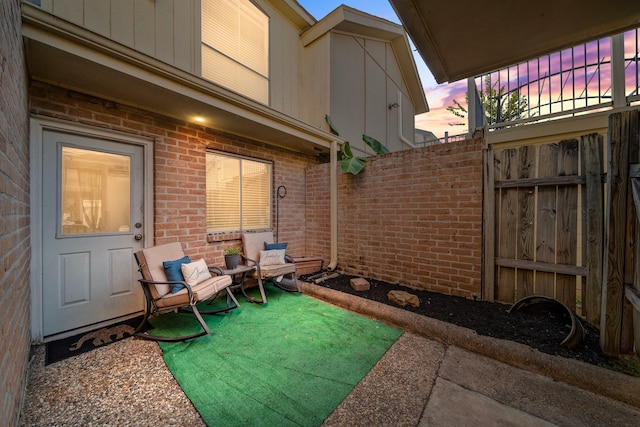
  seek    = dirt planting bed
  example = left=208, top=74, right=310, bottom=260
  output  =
left=302, top=273, right=640, bottom=377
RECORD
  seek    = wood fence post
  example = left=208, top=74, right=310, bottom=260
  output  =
left=482, top=147, right=495, bottom=301
left=556, top=139, right=579, bottom=310
left=601, top=112, right=630, bottom=356
left=536, top=144, right=558, bottom=297
left=497, top=148, right=519, bottom=303
left=631, top=109, right=640, bottom=356
left=583, top=133, right=604, bottom=328
left=622, top=111, right=639, bottom=353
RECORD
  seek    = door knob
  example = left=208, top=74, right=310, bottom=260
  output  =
left=134, top=234, right=143, bottom=241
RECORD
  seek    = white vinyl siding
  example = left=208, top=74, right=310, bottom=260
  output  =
left=201, top=0, right=269, bottom=104
left=206, top=152, right=272, bottom=232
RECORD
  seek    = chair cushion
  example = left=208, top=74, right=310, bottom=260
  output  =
left=155, top=275, right=233, bottom=309
left=255, top=263, right=296, bottom=279
left=181, top=259, right=212, bottom=287
left=141, top=242, right=186, bottom=297
left=259, top=249, right=285, bottom=266
left=163, top=255, right=190, bottom=293
left=242, top=231, right=274, bottom=266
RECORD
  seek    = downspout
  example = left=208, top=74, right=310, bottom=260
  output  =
left=327, top=139, right=338, bottom=270
left=396, top=91, right=415, bottom=148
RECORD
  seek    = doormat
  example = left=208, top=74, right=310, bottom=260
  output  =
left=45, top=315, right=143, bottom=365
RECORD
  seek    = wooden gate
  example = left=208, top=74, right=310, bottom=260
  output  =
left=483, top=109, right=640, bottom=357
left=483, top=135, right=605, bottom=327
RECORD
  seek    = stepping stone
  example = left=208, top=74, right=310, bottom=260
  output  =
left=388, top=290, right=420, bottom=308
left=350, top=277, right=370, bottom=291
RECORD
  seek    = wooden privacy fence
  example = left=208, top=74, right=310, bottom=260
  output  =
left=483, top=135, right=605, bottom=328
left=604, top=110, right=639, bottom=356
left=483, top=109, right=640, bottom=357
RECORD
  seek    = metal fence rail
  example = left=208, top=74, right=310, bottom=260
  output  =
left=476, top=28, right=640, bottom=129
left=628, top=29, right=640, bottom=105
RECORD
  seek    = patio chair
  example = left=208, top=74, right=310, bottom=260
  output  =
left=133, top=242, right=239, bottom=341
left=241, top=231, right=300, bottom=304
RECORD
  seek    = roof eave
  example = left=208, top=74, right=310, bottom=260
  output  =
left=389, top=0, right=640, bottom=83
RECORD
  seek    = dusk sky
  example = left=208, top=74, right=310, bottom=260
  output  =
left=297, top=2, right=638, bottom=138
left=297, top=0, right=469, bottom=138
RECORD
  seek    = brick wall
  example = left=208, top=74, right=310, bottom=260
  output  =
left=29, top=82, right=484, bottom=303
left=1, top=0, right=32, bottom=425
left=29, top=82, right=320, bottom=264
left=306, top=138, right=484, bottom=298
left=304, top=162, right=332, bottom=265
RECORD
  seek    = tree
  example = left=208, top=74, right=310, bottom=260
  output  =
left=447, top=79, right=530, bottom=126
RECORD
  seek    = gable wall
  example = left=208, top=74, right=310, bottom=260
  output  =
left=0, top=0, right=31, bottom=424
left=330, top=32, right=416, bottom=156
left=298, top=33, right=331, bottom=130
left=306, top=138, right=484, bottom=298
left=266, top=0, right=303, bottom=117
left=29, top=82, right=320, bottom=264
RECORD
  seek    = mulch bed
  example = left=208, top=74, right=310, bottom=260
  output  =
left=301, top=272, right=640, bottom=377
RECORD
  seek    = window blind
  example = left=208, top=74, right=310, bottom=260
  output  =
left=201, top=0, right=269, bottom=104
left=241, top=160, right=270, bottom=229
left=206, top=153, right=240, bottom=232
left=206, top=152, right=271, bottom=232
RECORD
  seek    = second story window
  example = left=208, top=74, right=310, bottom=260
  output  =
left=201, top=0, right=269, bottom=104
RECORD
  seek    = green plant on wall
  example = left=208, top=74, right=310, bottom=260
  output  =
left=325, top=115, right=389, bottom=175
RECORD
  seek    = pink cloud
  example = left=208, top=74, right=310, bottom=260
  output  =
left=416, top=30, right=638, bottom=138
left=417, top=80, right=468, bottom=138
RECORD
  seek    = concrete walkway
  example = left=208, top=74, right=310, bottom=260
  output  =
left=303, top=283, right=640, bottom=426
left=324, top=333, right=640, bottom=426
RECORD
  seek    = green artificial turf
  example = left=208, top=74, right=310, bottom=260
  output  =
left=152, top=285, right=402, bottom=426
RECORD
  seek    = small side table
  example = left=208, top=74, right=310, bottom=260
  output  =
left=220, top=265, right=261, bottom=304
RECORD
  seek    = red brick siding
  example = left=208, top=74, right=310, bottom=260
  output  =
left=28, top=78, right=483, bottom=306
left=1, top=0, right=31, bottom=424
left=306, top=138, right=484, bottom=298
left=304, top=164, right=332, bottom=265
left=29, top=82, right=320, bottom=266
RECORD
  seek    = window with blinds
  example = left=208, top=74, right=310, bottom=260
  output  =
left=201, top=0, right=269, bottom=104
left=206, top=152, right=272, bottom=232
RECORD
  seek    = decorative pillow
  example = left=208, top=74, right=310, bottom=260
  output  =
left=264, top=242, right=288, bottom=250
left=264, top=242, right=288, bottom=262
left=259, top=249, right=286, bottom=266
left=181, top=259, right=212, bottom=287
left=163, top=255, right=191, bottom=293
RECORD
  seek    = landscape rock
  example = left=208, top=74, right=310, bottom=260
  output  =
left=350, top=277, right=370, bottom=291
left=388, top=290, right=420, bottom=308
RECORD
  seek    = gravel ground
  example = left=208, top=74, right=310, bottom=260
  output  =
left=20, top=329, right=437, bottom=427
left=19, top=338, right=205, bottom=426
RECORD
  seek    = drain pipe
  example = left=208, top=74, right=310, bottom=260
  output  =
left=396, top=91, right=416, bottom=149
left=327, top=139, right=339, bottom=270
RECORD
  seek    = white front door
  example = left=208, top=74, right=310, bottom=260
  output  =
left=41, top=128, right=146, bottom=337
